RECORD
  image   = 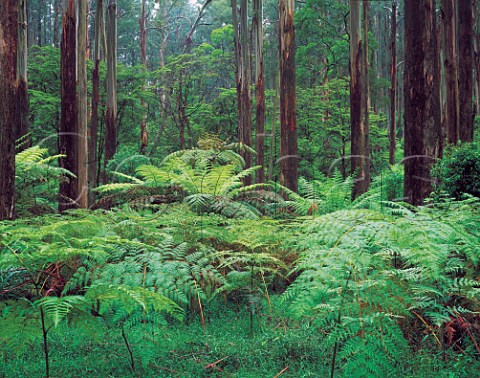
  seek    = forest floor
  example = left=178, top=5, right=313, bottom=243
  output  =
left=1, top=298, right=477, bottom=378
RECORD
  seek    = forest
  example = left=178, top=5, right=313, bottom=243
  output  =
left=0, top=0, right=480, bottom=376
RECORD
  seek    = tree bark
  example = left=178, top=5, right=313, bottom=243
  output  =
left=240, top=0, right=252, bottom=183
left=229, top=0, right=254, bottom=184
left=253, top=0, right=266, bottom=184
left=389, top=0, right=397, bottom=165
left=139, top=0, right=148, bottom=154
left=404, top=0, right=441, bottom=206
left=149, top=27, right=168, bottom=156
left=279, top=0, right=297, bottom=193
left=362, top=1, right=371, bottom=193
left=77, top=0, right=88, bottom=208
left=269, top=73, right=278, bottom=182
left=104, top=0, right=117, bottom=183
left=474, top=0, right=480, bottom=116
left=89, top=0, right=105, bottom=205
left=54, top=0, right=61, bottom=48
left=349, top=0, right=367, bottom=199
left=438, top=18, right=447, bottom=154
left=457, top=0, right=474, bottom=142
left=37, top=0, right=42, bottom=46
left=178, top=70, right=187, bottom=150
left=17, top=0, right=30, bottom=149
left=59, top=0, right=78, bottom=211
left=0, top=0, right=18, bottom=220
left=442, top=0, right=460, bottom=144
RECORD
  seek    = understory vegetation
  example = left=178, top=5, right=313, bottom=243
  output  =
left=1, top=143, right=480, bottom=377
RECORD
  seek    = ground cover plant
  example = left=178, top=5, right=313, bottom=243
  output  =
left=1, top=192, right=479, bottom=377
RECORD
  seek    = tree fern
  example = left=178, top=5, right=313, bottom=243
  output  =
left=96, top=145, right=263, bottom=218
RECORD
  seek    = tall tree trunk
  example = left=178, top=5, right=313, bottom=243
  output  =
left=43, top=0, right=48, bottom=46
left=178, top=70, right=187, bottom=150
left=362, top=1, right=371, bottom=193
left=150, top=31, right=168, bottom=156
left=439, top=19, right=447, bottom=154
left=442, top=0, right=460, bottom=144
left=239, top=0, right=252, bottom=184
left=0, top=0, right=18, bottom=220
left=54, top=0, right=61, bottom=48
left=474, top=0, right=480, bottom=115
left=253, top=0, right=266, bottom=184
left=269, top=73, right=278, bottom=182
left=37, top=0, right=42, bottom=46
left=89, top=0, right=105, bottom=205
left=232, top=0, right=252, bottom=179
left=404, top=0, right=441, bottom=206
left=232, top=0, right=242, bottom=148
left=59, top=0, right=78, bottom=211
left=349, top=0, right=367, bottom=199
left=149, top=1, right=171, bottom=156
left=27, top=2, right=33, bottom=47
left=104, top=0, right=117, bottom=183
left=457, top=0, right=474, bottom=142
left=77, top=0, right=88, bottom=208
left=139, top=0, right=148, bottom=154
left=17, top=0, right=30, bottom=149
left=279, top=0, right=297, bottom=193
left=389, top=0, right=397, bottom=165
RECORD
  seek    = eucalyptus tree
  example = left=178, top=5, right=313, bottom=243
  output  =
left=458, top=0, right=474, bottom=142
left=349, top=0, right=368, bottom=198
left=59, top=0, right=78, bottom=211
left=362, top=0, right=371, bottom=194
left=104, top=0, right=118, bottom=182
left=253, top=0, right=266, bottom=183
left=279, top=0, right=298, bottom=192
left=90, top=0, right=106, bottom=204
left=232, top=0, right=252, bottom=183
left=389, top=0, right=397, bottom=165
left=442, top=0, right=459, bottom=144
left=474, top=0, right=480, bottom=114
left=139, top=0, right=149, bottom=154
left=404, top=0, right=441, bottom=205
left=17, top=0, right=30, bottom=148
left=0, top=0, right=19, bottom=220
left=77, top=0, right=89, bottom=208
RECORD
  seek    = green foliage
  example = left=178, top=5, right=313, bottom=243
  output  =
left=211, top=24, right=234, bottom=50
left=97, top=141, right=270, bottom=218
left=432, top=142, right=480, bottom=199
left=284, top=198, right=480, bottom=376
left=278, top=171, right=353, bottom=216
left=2, top=194, right=480, bottom=376
left=15, top=145, right=75, bottom=216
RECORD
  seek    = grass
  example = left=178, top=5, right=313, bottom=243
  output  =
left=2, top=298, right=480, bottom=377
left=1, top=299, right=330, bottom=378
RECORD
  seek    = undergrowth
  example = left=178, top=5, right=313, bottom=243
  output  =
left=1, top=195, right=479, bottom=377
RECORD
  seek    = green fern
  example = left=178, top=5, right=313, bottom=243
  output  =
left=284, top=197, right=480, bottom=375
left=96, top=144, right=264, bottom=218
left=15, top=145, right=75, bottom=215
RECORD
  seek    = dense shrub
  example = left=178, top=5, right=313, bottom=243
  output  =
left=432, top=142, right=480, bottom=199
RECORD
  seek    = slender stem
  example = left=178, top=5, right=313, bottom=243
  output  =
left=40, top=306, right=50, bottom=378
left=250, top=265, right=254, bottom=337
left=122, top=328, right=135, bottom=372
left=330, top=269, right=353, bottom=378
left=194, top=279, right=206, bottom=332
